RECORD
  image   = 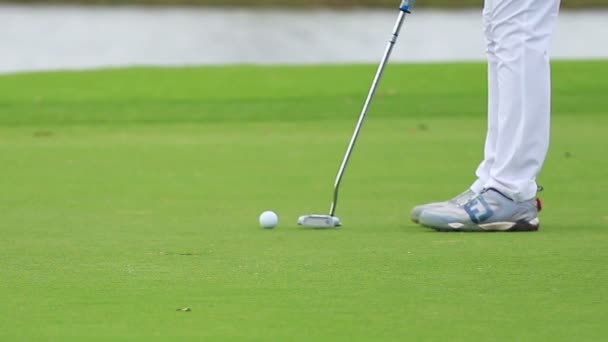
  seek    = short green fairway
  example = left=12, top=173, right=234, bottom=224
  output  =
left=1, top=62, right=607, bottom=341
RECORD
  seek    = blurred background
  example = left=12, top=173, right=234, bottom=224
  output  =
left=1, top=0, right=607, bottom=73
left=4, top=0, right=608, bottom=7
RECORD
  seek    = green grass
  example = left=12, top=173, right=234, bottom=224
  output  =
left=1, top=61, right=607, bottom=340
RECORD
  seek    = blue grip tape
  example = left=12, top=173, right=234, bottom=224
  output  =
left=400, top=0, right=414, bottom=12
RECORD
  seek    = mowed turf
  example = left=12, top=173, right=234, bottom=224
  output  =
left=0, top=61, right=607, bottom=340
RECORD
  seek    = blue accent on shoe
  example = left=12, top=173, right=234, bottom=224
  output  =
left=463, top=196, right=494, bottom=224
left=486, top=188, right=513, bottom=201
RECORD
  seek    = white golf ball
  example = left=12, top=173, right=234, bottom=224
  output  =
left=259, top=210, right=278, bottom=229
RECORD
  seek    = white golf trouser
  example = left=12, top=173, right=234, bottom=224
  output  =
left=471, top=0, right=561, bottom=202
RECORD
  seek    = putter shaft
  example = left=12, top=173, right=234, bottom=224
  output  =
left=329, top=5, right=411, bottom=217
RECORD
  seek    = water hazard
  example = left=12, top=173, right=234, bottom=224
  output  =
left=1, top=5, right=607, bottom=74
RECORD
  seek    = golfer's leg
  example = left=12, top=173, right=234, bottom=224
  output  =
left=471, top=0, right=500, bottom=194
left=485, top=0, right=560, bottom=202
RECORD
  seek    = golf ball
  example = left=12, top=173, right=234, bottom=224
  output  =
left=259, top=210, right=278, bottom=229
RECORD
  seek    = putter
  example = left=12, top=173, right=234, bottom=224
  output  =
left=298, top=0, right=414, bottom=228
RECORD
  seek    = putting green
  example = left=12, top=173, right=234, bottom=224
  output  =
left=1, top=61, right=607, bottom=340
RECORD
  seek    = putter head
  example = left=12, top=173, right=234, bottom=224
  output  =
left=297, top=215, right=341, bottom=228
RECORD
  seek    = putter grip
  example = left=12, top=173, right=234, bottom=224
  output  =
left=400, top=0, right=414, bottom=11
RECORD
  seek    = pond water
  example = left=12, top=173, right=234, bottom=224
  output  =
left=1, top=5, right=607, bottom=74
